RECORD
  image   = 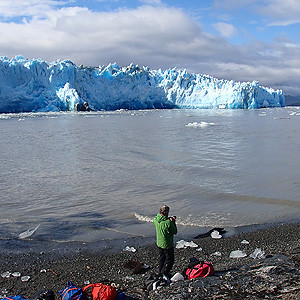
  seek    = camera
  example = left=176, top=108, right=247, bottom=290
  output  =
left=169, top=216, right=176, bottom=221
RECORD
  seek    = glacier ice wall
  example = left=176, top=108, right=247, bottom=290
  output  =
left=0, top=55, right=285, bottom=113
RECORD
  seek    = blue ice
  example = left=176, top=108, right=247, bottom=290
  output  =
left=0, top=55, right=285, bottom=113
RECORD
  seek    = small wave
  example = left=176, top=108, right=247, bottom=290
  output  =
left=135, top=212, right=254, bottom=228
left=134, top=213, right=154, bottom=223
left=134, top=212, right=217, bottom=227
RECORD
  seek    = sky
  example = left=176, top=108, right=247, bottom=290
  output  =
left=0, top=0, right=299, bottom=96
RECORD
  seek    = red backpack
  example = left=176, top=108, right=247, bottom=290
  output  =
left=186, top=261, right=214, bottom=279
left=82, top=283, right=117, bottom=300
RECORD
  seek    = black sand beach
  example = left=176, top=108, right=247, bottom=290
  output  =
left=1, top=223, right=300, bottom=299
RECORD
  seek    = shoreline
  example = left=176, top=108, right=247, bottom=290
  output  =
left=1, top=222, right=300, bottom=299
left=1, top=217, right=298, bottom=257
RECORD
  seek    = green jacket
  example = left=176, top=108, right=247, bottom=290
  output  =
left=153, top=213, right=177, bottom=249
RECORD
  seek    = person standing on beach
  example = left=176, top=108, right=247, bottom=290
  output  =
left=153, top=205, right=177, bottom=279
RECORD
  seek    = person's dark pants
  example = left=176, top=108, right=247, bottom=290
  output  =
left=158, top=246, right=174, bottom=277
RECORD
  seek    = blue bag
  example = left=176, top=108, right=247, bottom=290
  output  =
left=59, top=281, right=88, bottom=300
left=3, top=297, right=28, bottom=300
left=116, top=291, right=126, bottom=300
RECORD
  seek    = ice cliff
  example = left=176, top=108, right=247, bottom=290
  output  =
left=0, top=55, right=285, bottom=113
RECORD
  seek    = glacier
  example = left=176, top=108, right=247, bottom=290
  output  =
left=0, top=55, right=285, bottom=113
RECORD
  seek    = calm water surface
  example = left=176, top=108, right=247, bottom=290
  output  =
left=0, top=108, right=300, bottom=251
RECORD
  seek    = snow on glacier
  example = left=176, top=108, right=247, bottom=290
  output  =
left=0, top=55, right=285, bottom=113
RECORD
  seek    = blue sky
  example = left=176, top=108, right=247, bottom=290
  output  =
left=0, top=0, right=299, bottom=95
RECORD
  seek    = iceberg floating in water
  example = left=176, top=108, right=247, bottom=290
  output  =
left=186, top=121, right=215, bottom=128
left=0, top=55, right=285, bottom=113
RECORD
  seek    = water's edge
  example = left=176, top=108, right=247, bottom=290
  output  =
left=1, top=218, right=299, bottom=258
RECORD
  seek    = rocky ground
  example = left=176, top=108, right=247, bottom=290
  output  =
left=1, top=223, right=300, bottom=300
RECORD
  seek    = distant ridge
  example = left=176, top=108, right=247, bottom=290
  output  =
left=285, top=95, right=300, bottom=106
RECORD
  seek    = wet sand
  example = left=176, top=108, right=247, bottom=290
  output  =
left=1, top=223, right=300, bottom=299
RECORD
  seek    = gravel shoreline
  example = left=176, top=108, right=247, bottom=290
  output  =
left=1, top=223, right=300, bottom=299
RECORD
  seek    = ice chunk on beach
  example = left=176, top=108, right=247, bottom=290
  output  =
left=21, top=275, right=30, bottom=282
left=1, top=271, right=11, bottom=278
left=123, top=246, right=137, bottom=252
left=250, top=248, right=265, bottom=259
left=257, top=266, right=276, bottom=273
left=0, top=56, right=285, bottom=113
left=241, top=240, right=250, bottom=244
left=124, top=276, right=135, bottom=281
left=211, top=251, right=222, bottom=256
left=19, top=224, right=40, bottom=239
left=229, top=250, right=247, bottom=258
left=211, top=230, right=222, bottom=239
left=171, top=272, right=184, bottom=282
left=176, top=240, right=198, bottom=249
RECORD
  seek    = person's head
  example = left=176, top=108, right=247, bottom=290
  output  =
left=159, top=205, right=170, bottom=217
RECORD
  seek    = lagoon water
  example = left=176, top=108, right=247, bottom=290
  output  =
left=0, top=108, right=300, bottom=252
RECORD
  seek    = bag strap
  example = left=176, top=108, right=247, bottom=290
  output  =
left=82, top=283, right=94, bottom=296
left=187, top=262, right=204, bottom=278
left=61, top=287, right=79, bottom=300
left=202, top=262, right=212, bottom=278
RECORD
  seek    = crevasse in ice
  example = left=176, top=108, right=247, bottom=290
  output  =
left=0, top=55, right=285, bottom=113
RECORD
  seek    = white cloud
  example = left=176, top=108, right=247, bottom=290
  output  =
left=1, top=5, right=213, bottom=66
left=213, top=0, right=300, bottom=26
left=0, top=0, right=66, bottom=19
left=213, top=22, right=237, bottom=37
left=259, top=0, right=300, bottom=26
left=139, top=0, right=162, bottom=5
left=213, top=0, right=258, bottom=10
left=0, top=2, right=299, bottom=95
